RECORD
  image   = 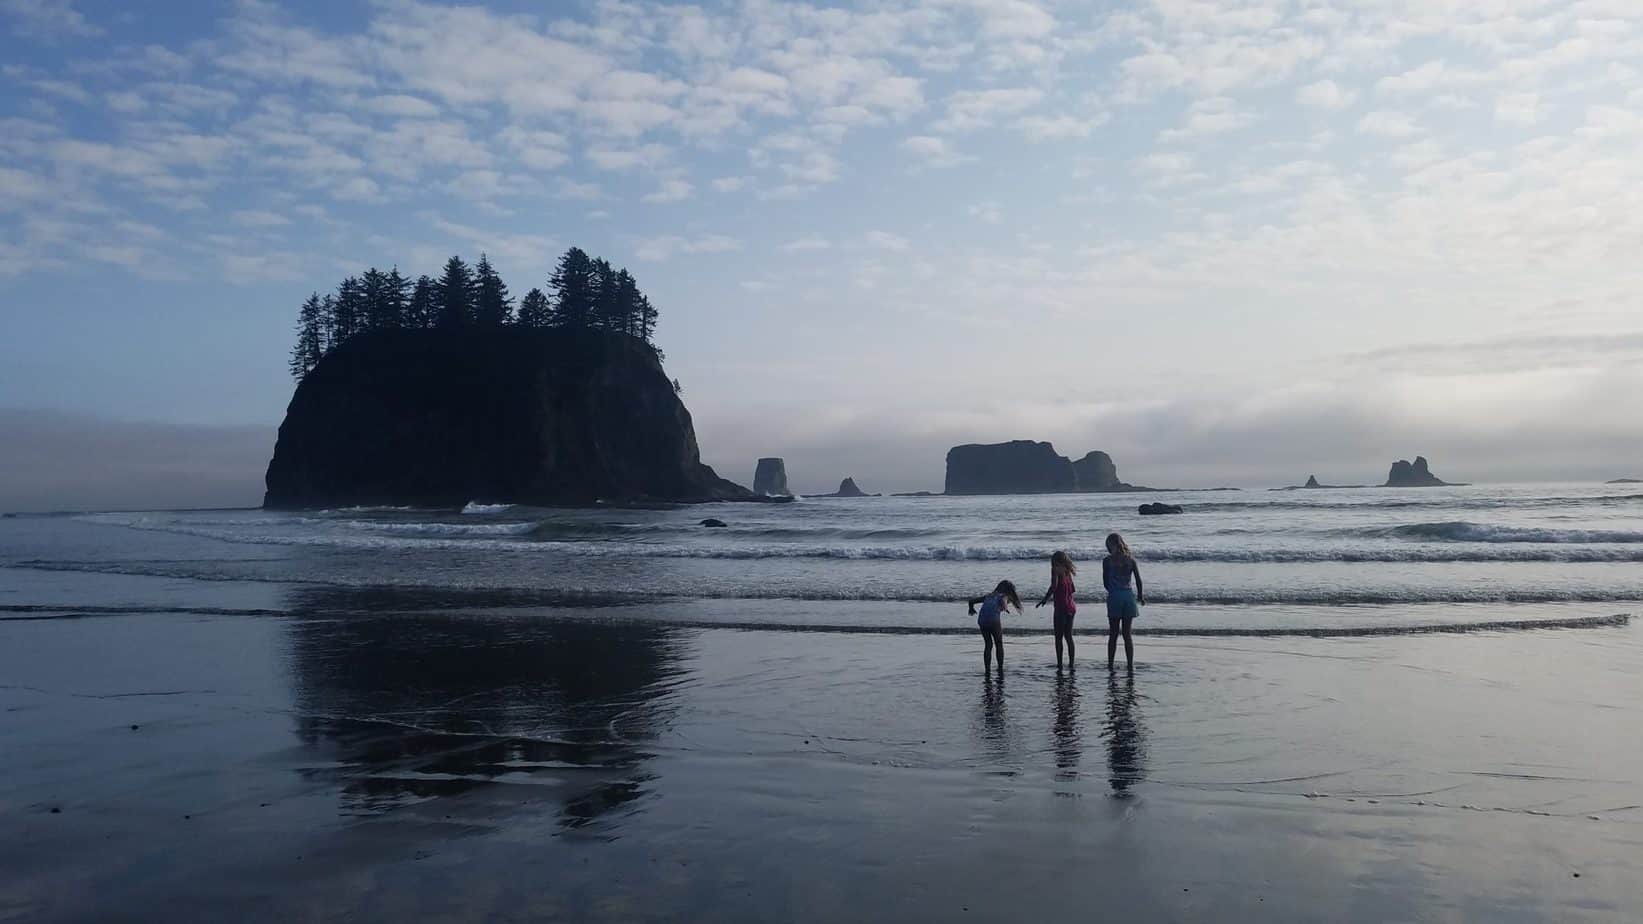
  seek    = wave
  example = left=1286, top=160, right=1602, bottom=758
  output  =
left=59, top=516, right=1643, bottom=563
left=461, top=502, right=516, bottom=515
left=1377, top=521, right=1643, bottom=544
left=1191, top=493, right=1643, bottom=512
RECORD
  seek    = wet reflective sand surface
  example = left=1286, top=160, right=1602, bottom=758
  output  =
left=4, top=582, right=1640, bottom=922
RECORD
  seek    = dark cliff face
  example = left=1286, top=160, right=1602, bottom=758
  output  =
left=833, top=477, right=866, bottom=497
left=1384, top=456, right=1448, bottom=487
left=264, top=328, right=750, bottom=509
left=944, top=441, right=1141, bottom=495
left=753, top=458, right=790, bottom=496
left=944, top=441, right=1076, bottom=495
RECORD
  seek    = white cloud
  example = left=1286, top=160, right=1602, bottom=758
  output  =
left=1019, top=113, right=1107, bottom=141
left=1296, top=79, right=1355, bottom=110
left=635, top=233, right=741, bottom=261
left=900, top=135, right=970, bottom=168
left=782, top=236, right=830, bottom=253
left=1356, top=111, right=1421, bottom=137
left=642, top=178, right=694, bottom=203
left=711, top=175, right=751, bottom=192
left=231, top=209, right=290, bottom=228
left=1, top=0, right=100, bottom=39
left=935, top=87, right=1043, bottom=132
left=865, top=230, right=910, bottom=252
left=1159, top=96, right=1255, bottom=142
left=1494, top=92, right=1542, bottom=126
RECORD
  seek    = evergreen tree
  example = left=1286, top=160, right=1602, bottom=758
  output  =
left=589, top=258, right=621, bottom=331
left=407, top=275, right=436, bottom=328
left=548, top=247, right=596, bottom=328
left=613, top=269, right=642, bottom=337
left=435, top=256, right=475, bottom=329
left=516, top=288, right=551, bottom=328
left=473, top=253, right=513, bottom=327
left=379, top=267, right=410, bottom=329
left=331, top=276, right=363, bottom=344
left=319, top=294, right=339, bottom=351
left=289, top=293, right=325, bottom=379
left=637, top=292, right=658, bottom=344
left=360, top=267, right=390, bottom=330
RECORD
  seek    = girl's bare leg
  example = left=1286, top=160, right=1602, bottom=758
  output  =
left=1121, top=617, right=1134, bottom=670
left=1107, top=618, right=1120, bottom=669
left=993, top=627, right=1005, bottom=671
left=982, top=631, right=994, bottom=671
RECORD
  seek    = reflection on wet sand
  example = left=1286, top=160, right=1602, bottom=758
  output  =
left=1052, top=671, right=1081, bottom=781
left=1103, top=673, right=1147, bottom=797
left=282, top=588, right=685, bottom=831
left=974, top=672, right=1013, bottom=765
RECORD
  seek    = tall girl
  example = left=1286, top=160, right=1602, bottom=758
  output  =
left=1103, top=533, right=1145, bottom=670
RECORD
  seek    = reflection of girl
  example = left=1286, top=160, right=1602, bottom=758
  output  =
left=967, top=581, right=1022, bottom=673
left=1036, top=551, right=1078, bottom=669
left=1103, top=533, right=1145, bottom=670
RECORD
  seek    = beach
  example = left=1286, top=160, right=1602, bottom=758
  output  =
left=4, top=491, right=1642, bottom=921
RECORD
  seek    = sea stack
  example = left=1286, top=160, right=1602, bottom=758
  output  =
left=831, top=477, right=867, bottom=498
left=753, top=458, right=790, bottom=496
left=943, top=441, right=1143, bottom=494
left=1383, top=456, right=1449, bottom=487
left=1304, top=475, right=1321, bottom=488
left=263, top=328, right=750, bottom=508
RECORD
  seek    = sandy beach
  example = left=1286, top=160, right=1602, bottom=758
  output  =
left=4, top=569, right=1640, bottom=922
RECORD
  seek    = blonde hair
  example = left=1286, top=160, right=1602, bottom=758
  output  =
left=1105, top=532, right=1132, bottom=561
left=1050, top=550, right=1077, bottom=577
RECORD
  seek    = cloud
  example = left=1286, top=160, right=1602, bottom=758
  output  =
left=711, top=175, right=752, bottom=192
left=899, top=135, right=970, bottom=168
left=865, top=230, right=909, bottom=252
left=634, top=233, right=741, bottom=261
left=1356, top=110, right=1421, bottom=137
left=782, top=236, right=830, bottom=253
left=642, top=178, right=694, bottom=203
left=1296, top=79, right=1355, bottom=110
left=934, top=87, right=1043, bottom=132
left=1158, top=96, right=1256, bottom=142
left=0, top=0, right=100, bottom=39
left=1494, top=92, right=1542, bottom=125
left=231, top=209, right=291, bottom=228
left=1019, top=113, right=1108, bottom=141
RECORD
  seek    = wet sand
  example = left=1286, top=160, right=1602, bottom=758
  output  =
left=3, top=590, right=1641, bottom=922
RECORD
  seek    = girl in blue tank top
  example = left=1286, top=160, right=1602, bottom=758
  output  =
left=966, top=580, right=1022, bottom=673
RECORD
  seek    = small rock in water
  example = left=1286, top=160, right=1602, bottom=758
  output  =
left=699, top=518, right=728, bottom=528
left=129, top=724, right=140, bottom=731
left=49, top=806, right=61, bottom=814
left=1138, top=502, right=1184, bottom=516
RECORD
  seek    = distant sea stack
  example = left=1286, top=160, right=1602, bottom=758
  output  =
left=814, top=477, right=875, bottom=498
left=753, top=458, right=790, bottom=496
left=1609, top=478, right=1642, bottom=485
left=943, top=441, right=1144, bottom=495
left=1272, top=474, right=1367, bottom=491
left=264, top=328, right=750, bottom=509
left=1383, top=456, right=1451, bottom=487
left=1304, top=475, right=1320, bottom=489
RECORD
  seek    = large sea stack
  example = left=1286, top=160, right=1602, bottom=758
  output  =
left=944, top=441, right=1142, bottom=495
left=753, top=458, right=790, bottom=496
left=1383, top=456, right=1449, bottom=487
left=264, top=328, right=750, bottom=509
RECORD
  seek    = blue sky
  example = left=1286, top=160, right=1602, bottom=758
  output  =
left=2, top=0, right=1642, bottom=505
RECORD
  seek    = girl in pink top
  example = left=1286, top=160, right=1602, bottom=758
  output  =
left=1036, top=550, right=1078, bottom=669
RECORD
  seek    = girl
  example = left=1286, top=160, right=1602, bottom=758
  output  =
left=1103, top=533, right=1145, bottom=670
left=967, top=580, right=1022, bottom=672
left=1036, top=551, right=1078, bottom=669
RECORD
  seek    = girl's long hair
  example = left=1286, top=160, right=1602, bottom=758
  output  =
left=1105, top=533, right=1133, bottom=562
left=994, top=580, right=1022, bottom=612
left=1050, top=550, right=1077, bottom=577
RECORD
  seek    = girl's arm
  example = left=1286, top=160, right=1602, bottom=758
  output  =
left=967, top=595, right=986, bottom=615
left=1134, top=562, right=1145, bottom=605
left=1037, top=577, right=1054, bottom=608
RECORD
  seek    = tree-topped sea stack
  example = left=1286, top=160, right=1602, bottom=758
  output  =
left=268, top=247, right=747, bottom=508
left=1383, top=456, right=1452, bottom=487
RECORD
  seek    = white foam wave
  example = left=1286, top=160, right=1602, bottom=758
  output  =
left=462, top=502, right=516, bottom=515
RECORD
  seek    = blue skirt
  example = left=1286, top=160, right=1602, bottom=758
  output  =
left=1106, top=587, right=1139, bottom=620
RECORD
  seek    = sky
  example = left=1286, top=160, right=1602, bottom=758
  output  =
left=2, top=0, right=1642, bottom=509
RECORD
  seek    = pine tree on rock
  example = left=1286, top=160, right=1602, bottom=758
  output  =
left=289, top=293, right=325, bottom=379
left=331, top=276, right=363, bottom=345
left=613, top=269, right=642, bottom=337
left=407, top=275, right=436, bottom=329
left=590, top=258, right=621, bottom=331
left=473, top=253, right=513, bottom=327
left=360, top=267, right=390, bottom=330
left=517, top=288, right=551, bottom=328
left=548, top=247, right=596, bottom=328
left=435, top=256, right=475, bottom=329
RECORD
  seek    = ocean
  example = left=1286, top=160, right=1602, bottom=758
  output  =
left=12, top=482, right=1642, bottom=632
left=4, top=484, right=1641, bottom=921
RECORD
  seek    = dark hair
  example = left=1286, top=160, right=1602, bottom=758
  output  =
left=993, top=580, right=1022, bottom=612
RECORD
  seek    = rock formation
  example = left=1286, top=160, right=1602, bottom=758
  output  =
left=1608, top=478, right=1642, bottom=485
left=1138, top=502, right=1184, bottom=515
left=1271, top=474, right=1367, bottom=491
left=700, top=518, right=728, bottom=528
left=264, top=328, right=751, bottom=509
left=1072, top=451, right=1124, bottom=491
left=943, top=441, right=1144, bottom=495
left=753, top=458, right=790, bottom=496
left=1305, top=475, right=1320, bottom=489
left=813, top=477, right=876, bottom=498
left=1383, top=456, right=1450, bottom=487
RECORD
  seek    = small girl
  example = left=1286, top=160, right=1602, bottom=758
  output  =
left=1035, top=551, right=1078, bottom=669
left=967, top=580, right=1022, bottom=672
left=1103, top=533, right=1146, bottom=670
